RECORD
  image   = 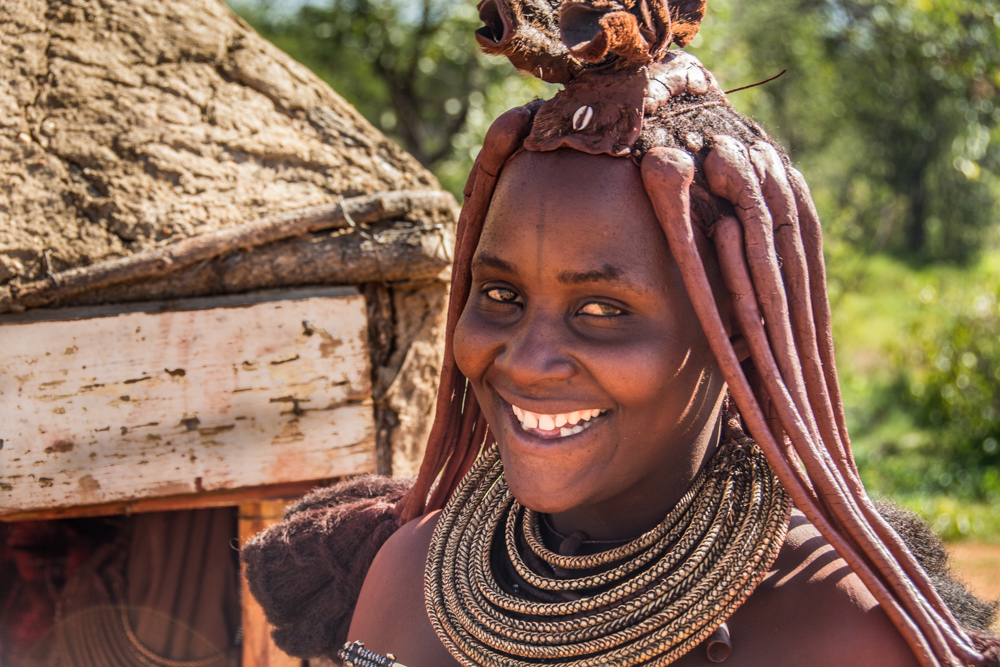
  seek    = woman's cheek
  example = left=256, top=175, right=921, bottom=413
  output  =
left=584, top=339, right=666, bottom=400
left=453, top=307, right=494, bottom=381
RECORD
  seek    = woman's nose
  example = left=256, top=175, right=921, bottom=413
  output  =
left=493, top=309, right=577, bottom=386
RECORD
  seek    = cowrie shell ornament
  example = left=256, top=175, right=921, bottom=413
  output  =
left=572, top=105, right=594, bottom=131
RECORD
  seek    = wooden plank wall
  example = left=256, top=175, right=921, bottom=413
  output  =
left=0, top=288, right=376, bottom=517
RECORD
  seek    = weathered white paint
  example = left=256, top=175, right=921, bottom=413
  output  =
left=0, top=288, right=374, bottom=516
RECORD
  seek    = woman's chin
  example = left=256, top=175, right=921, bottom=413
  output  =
left=501, top=464, right=589, bottom=515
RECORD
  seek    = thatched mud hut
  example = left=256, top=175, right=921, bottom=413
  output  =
left=0, top=0, right=455, bottom=664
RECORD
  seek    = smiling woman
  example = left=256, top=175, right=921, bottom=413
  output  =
left=244, top=1, right=1000, bottom=665
left=345, top=137, right=903, bottom=667
left=454, top=151, right=727, bottom=536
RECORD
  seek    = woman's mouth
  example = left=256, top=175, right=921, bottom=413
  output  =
left=510, top=404, right=609, bottom=438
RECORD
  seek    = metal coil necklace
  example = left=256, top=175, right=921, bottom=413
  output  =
left=425, top=415, right=791, bottom=666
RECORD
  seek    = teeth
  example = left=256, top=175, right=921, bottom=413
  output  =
left=512, top=404, right=605, bottom=437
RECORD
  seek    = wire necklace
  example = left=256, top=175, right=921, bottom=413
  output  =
left=425, top=413, right=792, bottom=666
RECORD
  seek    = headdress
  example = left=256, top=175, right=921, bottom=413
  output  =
left=395, top=2, right=995, bottom=666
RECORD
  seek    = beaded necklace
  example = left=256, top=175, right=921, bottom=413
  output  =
left=424, top=416, right=791, bottom=666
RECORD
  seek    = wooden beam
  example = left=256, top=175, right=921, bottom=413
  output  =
left=53, top=221, right=454, bottom=309
left=0, top=478, right=331, bottom=522
left=240, top=500, right=304, bottom=667
left=0, top=288, right=375, bottom=516
left=0, top=190, right=456, bottom=314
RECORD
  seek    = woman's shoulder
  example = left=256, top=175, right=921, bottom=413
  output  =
left=720, top=509, right=920, bottom=667
left=364, top=508, right=440, bottom=576
left=347, top=509, right=922, bottom=667
left=346, top=511, right=459, bottom=667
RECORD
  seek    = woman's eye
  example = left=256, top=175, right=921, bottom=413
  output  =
left=578, top=302, right=624, bottom=316
left=485, top=287, right=521, bottom=304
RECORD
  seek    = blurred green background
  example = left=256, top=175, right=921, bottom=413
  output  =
left=229, top=0, right=1000, bottom=541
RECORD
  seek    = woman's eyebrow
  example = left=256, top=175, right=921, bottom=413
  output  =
left=558, top=264, right=622, bottom=284
left=471, top=252, right=518, bottom=275
left=558, top=264, right=641, bottom=292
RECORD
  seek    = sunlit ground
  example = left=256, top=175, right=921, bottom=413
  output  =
left=948, top=542, right=1000, bottom=632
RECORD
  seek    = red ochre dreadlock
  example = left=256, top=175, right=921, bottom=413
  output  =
left=393, top=1, right=998, bottom=666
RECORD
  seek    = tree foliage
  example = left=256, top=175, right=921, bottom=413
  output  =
left=890, top=268, right=1000, bottom=497
left=694, top=0, right=1000, bottom=262
left=831, top=0, right=1000, bottom=259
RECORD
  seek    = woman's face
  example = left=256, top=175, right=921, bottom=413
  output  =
left=453, top=149, right=728, bottom=539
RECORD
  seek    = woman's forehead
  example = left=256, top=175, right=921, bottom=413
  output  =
left=493, top=149, right=644, bottom=205
left=485, top=150, right=658, bottom=231
left=476, top=149, right=674, bottom=283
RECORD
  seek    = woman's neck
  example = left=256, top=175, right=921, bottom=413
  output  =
left=544, top=415, right=724, bottom=542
